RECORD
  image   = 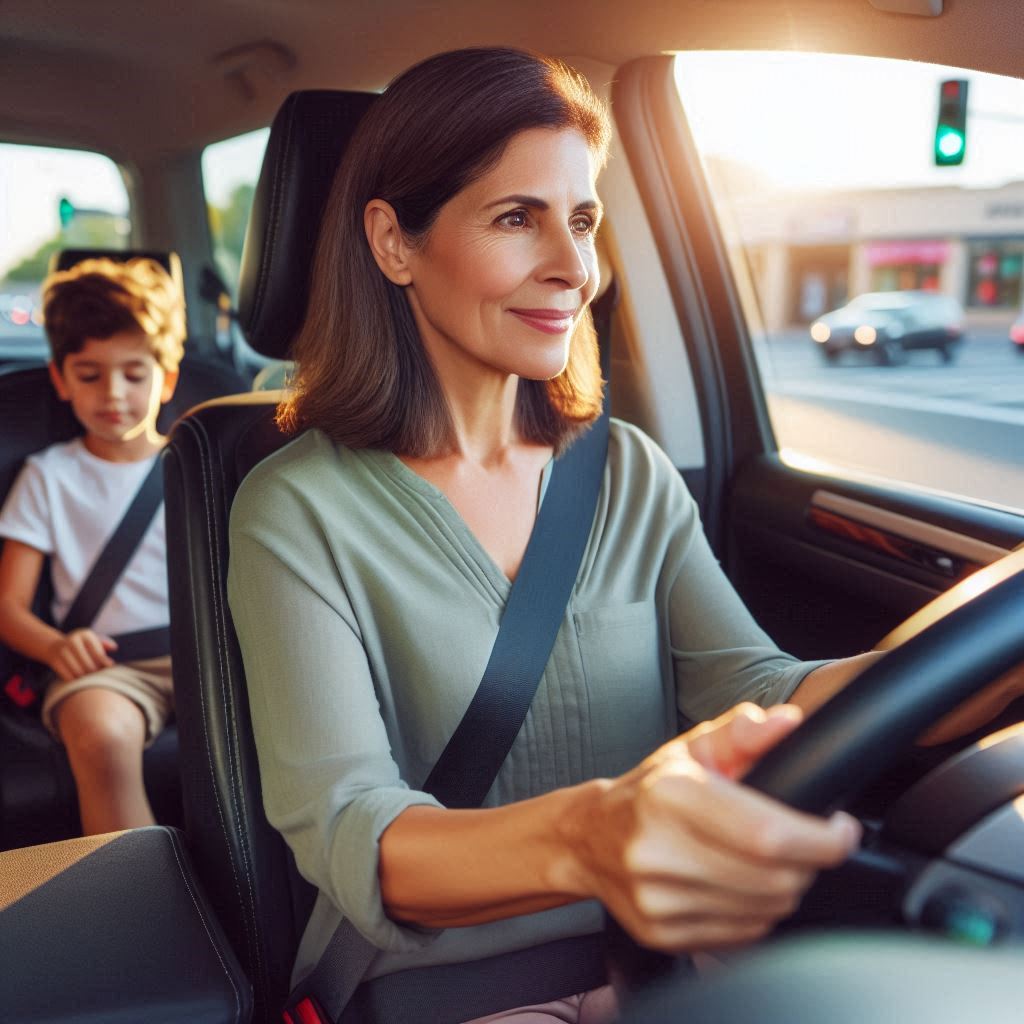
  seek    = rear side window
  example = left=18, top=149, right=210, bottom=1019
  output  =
left=0, top=144, right=130, bottom=367
left=202, top=128, right=270, bottom=300
left=675, top=52, right=1024, bottom=513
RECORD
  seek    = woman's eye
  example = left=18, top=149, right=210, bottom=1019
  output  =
left=571, top=215, right=596, bottom=237
left=126, top=375, right=147, bottom=383
left=498, top=209, right=529, bottom=229
left=76, top=375, right=99, bottom=383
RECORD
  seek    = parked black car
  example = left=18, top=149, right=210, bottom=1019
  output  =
left=810, top=291, right=965, bottom=365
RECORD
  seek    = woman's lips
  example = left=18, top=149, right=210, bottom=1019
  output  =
left=509, top=308, right=576, bottom=335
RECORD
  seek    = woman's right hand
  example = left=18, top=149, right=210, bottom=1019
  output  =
left=46, top=628, right=118, bottom=682
left=558, top=703, right=861, bottom=954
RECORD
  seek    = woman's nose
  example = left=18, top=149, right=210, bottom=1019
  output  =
left=541, top=228, right=591, bottom=291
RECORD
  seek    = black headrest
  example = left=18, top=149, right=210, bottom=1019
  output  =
left=48, top=249, right=185, bottom=302
left=237, top=90, right=377, bottom=360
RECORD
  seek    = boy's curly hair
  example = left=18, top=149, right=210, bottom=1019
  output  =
left=43, top=257, right=186, bottom=371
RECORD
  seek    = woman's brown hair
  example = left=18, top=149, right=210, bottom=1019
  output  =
left=278, top=47, right=611, bottom=456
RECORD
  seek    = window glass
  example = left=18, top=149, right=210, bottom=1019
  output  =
left=674, top=52, right=1024, bottom=513
left=202, top=128, right=270, bottom=299
left=0, top=144, right=130, bottom=364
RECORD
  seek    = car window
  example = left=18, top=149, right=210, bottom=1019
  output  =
left=0, top=143, right=130, bottom=366
left=851, top=293, right=915, bottom=312
left=674, top=52, right=1024, bottom=514
left=202, top=128, right=270, bottom=300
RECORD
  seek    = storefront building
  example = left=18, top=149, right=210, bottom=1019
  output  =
left=722, top=178, right=1024, bottom=330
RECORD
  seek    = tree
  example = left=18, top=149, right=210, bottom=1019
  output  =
left=208, top=183, right=255, bottom=292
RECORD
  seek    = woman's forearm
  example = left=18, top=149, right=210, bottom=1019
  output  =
left=380, top=705, right=861, bottom=953
left=918, top=663, right=1024, bottom=745
left=378, top=779, right=606, bottom=928
left=788, top=651, right=882, bottom=716
left=789, top=650, right=1024, bottom=745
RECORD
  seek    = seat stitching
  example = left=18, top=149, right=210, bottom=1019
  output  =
left=193, top=415, right=265, bottom=984
left=251, top=101, right=295, bottom=331
left=164, top=828, right=245, bottom=1021
left=175, top=420, right=258, bottom=979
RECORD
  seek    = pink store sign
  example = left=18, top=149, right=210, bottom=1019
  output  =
left=865, top=240, right=950, bottom=267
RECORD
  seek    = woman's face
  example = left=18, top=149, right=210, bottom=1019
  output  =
left=402, top=127, right=602, bottom=384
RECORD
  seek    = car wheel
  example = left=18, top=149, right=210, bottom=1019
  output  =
left=938, top=342, right=957, bottom=364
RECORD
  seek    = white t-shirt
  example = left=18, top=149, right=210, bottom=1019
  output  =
left=0, top=438, right=169, bottom=637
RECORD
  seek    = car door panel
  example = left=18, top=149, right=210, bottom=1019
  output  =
left=728, top=454, right=1023, bottom=660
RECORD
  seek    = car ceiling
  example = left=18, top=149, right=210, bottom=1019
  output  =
left=0, top=0, right=1021, bottom=164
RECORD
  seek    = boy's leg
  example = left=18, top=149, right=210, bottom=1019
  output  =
left=53, top=687, right=154, bottom=835
left=460, top=987, right=618, bottom=1024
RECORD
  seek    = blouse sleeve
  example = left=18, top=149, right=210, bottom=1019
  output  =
left=643, top=440, right=830, bottom=724
left=227, top=467, right=443, bottom=953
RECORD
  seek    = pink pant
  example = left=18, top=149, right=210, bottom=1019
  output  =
left=461, top=985, right=619, bottom=1023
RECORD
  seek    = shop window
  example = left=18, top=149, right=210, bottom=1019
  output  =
left=967, top=241, right=1024, bottom=308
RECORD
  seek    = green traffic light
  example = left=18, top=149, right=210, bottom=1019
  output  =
left=935, top=126, right=965, bottom=165
left=935, top=79, right=968, bottom=166
left=58, top=196, right=75, bottom=228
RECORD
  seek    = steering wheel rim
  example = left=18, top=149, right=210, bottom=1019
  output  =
left=745, top=558, right=1024, bottom=815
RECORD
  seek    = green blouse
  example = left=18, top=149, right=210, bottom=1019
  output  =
left=227, top=419, right=826, bottom=985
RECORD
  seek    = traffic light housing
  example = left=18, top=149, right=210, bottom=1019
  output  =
left=935, top=79, right=968, bottom=166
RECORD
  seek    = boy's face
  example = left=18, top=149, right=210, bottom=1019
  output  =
left=48, top=330, right=179, bottom=447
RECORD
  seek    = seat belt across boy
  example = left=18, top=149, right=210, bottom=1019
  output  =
left=2, top=454, right=170, bottom=709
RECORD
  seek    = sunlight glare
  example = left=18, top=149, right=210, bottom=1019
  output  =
left=674, top=51, right=1024, bottom=192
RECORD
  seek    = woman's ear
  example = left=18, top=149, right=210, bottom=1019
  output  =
left=364, top=199, right=413, bottom=286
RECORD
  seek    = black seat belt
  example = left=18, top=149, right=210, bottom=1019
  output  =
left=2, top=454, right=170, bottom=709
left=285, top=288, right=617, bottom=1024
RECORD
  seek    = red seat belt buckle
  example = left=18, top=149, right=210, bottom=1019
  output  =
left=282, top=995, right=330, bottom=1024
left=4, top=673, right=38, bottom=709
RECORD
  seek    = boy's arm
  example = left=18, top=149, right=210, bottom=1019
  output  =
left=0, top=539, right=62, bottom=662
left=0, top=539, right=115, bottom=681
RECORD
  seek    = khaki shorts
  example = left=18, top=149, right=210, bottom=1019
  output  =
left=41, top=656, right=174, bottom=748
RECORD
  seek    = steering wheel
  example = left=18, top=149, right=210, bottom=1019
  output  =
left=746, top=546, right=1024, bottom=812
left=611, top=548, right=1024, bottom=992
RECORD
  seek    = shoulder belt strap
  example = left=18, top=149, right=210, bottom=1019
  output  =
left=287, top=285, right=618, bottom=1023
left=60, top=454, right=165, bottom=633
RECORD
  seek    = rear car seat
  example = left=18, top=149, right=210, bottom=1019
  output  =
left=0, top=248, right=249, bottom=851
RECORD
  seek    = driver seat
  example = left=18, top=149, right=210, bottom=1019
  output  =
left=164, top=90, right=376, bottom=1024
left=165, top=88, right=613, bottom=1024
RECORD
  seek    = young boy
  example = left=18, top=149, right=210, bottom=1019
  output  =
left=0, top=257, right=185, bottom=835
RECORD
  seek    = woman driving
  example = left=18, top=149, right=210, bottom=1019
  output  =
left=227, top=47, right=1020, bottom=1024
